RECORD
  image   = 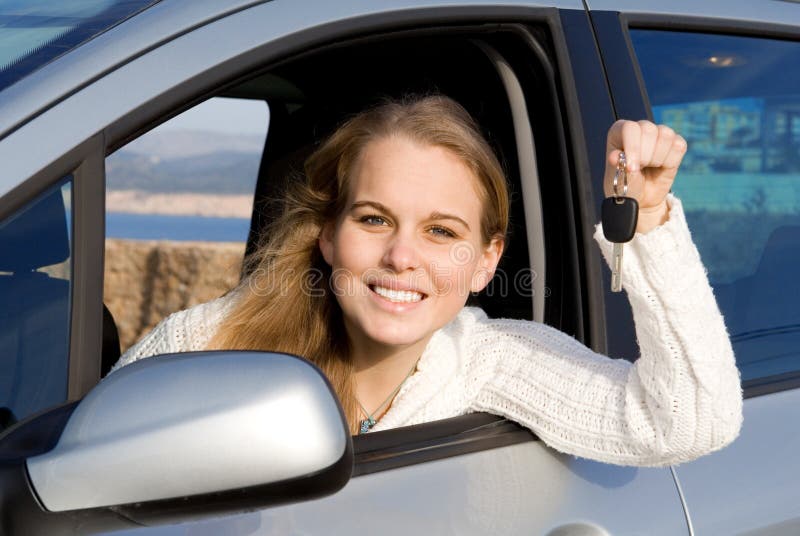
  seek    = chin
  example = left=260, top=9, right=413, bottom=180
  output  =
left=363, top=321, right=429, bottom=348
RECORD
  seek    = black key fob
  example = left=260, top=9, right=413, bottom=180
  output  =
left=602, top=196, right=639, bottom=243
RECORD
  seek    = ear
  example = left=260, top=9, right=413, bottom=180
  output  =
left=318, top=222, right=335, bottom=266
left=470, top=237, right=504, bottom=293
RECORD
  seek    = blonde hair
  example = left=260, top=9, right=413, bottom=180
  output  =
left=207, top=95, right=509, bottom=434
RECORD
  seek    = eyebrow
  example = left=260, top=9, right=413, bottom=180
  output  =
left=350, top=200, right=471, bottom=231
left=429, top=211, right=471, bottom=231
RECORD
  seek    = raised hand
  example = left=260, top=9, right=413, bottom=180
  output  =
left=604, top=120, right=688, bottom=234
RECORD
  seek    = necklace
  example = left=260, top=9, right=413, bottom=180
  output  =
left=357, top=359, right=419, bottom=434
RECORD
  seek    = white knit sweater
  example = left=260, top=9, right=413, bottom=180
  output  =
left=112, top=195, right=743, bottom=467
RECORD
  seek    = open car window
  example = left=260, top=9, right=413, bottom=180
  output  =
left=100, top=25, right=575, bottom=455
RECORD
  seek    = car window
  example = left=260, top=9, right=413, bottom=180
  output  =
left=104, top=97, right=268, bottom=357
left=630, top=30, right=800, bottom=385
left=0, top=177, right=72, bottom=429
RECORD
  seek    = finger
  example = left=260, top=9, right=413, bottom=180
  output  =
left=606, top=119, right=627, bottom=149
left=662, top=135, right=688, bottom=170
left=611, top=120, right=642, bottom=173
left=650, top=125, right=676, bottom=168
left=637, top=120, right=658, bottom=169
left=606, top=148, right=625, bottom=170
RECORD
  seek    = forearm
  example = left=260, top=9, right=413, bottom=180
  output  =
left=469, top=195, right=742, bottom=467
left=594, top=194, right=743, bottom=463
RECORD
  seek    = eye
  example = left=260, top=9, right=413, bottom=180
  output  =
left=359, top=214, right=388, bottom=226
left=428, top=225, right=457, bottom=239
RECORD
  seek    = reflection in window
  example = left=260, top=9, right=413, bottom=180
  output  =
left=632, top=30, right=800, bottom=383
left=0, top=178, right=72, bottom=429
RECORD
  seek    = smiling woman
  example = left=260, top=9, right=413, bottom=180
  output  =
left=315, top=109, right=506, bottom=430
left=110, top=94, right=742, bottom=467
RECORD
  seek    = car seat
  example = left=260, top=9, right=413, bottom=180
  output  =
left=715, top=225, right=800, bottom=379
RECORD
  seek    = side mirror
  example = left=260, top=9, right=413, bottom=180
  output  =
left=26, top=351, right=352, bottom=520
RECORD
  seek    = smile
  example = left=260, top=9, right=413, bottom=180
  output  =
left=370, top=285, right=425, bottom=303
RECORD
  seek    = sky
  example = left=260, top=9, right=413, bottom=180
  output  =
left=153, top=97, right=271, bottom=136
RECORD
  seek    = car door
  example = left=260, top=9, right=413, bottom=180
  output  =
left=588, top=1, right=800, bottom=534
left=1, top=1, right=691, bottom=534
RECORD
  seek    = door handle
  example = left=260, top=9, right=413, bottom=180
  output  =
left=546, top=522, right=611, bottom=536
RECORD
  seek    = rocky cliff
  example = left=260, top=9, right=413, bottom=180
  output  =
left=104, top=239, right=246, bottom=353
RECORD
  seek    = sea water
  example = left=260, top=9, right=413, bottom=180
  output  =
left=106, top=212, right=250, bottom=242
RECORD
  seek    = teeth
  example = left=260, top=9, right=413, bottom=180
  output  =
left=372, top=285, right=423, bottom=303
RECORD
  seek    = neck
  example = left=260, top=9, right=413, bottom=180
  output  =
left=350, top=332, right=428, bottom=385
left=347, top=326, right=431, bottom=418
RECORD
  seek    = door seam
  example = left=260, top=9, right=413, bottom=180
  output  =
left=670, top=465, right=695, bottom=536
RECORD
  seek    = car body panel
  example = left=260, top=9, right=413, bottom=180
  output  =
left=104, top=442, right=688, bottom=535
left=673, top=389, right=800, bottom=535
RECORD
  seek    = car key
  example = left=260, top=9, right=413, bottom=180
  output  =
left=602, top=152, right=638, bottom=292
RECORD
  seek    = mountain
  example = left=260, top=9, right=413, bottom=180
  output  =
left=122, top=129, right=265, bottom=158
left=107, top=129, right=266, bottom=194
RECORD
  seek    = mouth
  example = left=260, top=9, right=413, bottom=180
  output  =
left=369, top=284, right=426, bottom=303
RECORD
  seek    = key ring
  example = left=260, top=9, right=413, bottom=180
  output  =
left=613, top=151, right=628, bottom=198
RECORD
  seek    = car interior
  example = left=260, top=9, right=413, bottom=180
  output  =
left=231, top=28, right=581, bottom=326
left=237, top=35, right=532, bottom=319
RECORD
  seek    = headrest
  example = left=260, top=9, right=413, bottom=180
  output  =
left=0, top=186, right=70, bottom=271
left=755, top=225, right=800, bottom=278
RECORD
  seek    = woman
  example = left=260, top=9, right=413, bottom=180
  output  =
left=112, top=95, right=743, bottom=467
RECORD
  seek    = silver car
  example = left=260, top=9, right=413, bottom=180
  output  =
left=1, top=0, right=798, bottom=534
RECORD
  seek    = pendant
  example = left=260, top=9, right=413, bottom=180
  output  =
left=359, top=417, right=376, bottom=434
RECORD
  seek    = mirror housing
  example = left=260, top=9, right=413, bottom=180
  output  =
left=27, top=351, right=352, bottom=516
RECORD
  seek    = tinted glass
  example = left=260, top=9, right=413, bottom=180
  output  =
left=0, top=178, right=72, bottom=429
left=0, top=0, right=160, bottom=92
left=631, top=30, right=800, bottom=384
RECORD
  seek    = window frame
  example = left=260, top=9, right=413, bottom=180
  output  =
left=0, top=134, right=105, bottom=406
left=591, top=10, right=800, bottom=397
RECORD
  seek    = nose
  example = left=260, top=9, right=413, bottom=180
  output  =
left=381, top=232, right=421, bottom=272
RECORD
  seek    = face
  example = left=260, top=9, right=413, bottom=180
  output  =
left=318, top=135, right=503, bottom=358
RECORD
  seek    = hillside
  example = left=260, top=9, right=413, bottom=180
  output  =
left=105, top=190, right=252, bottom=218
left=106, top=129, right=265, bottom=194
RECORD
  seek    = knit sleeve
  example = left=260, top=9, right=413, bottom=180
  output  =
left=107, top=292, right=239, bottom=376
left=468, top=194, right=743, bottom=467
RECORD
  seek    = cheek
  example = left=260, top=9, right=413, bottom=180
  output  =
left=328, top=234, right=371, bottom=298
left=429, top=250, right=480, bottom=297
left=331, top=228, right=380, bottom=271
